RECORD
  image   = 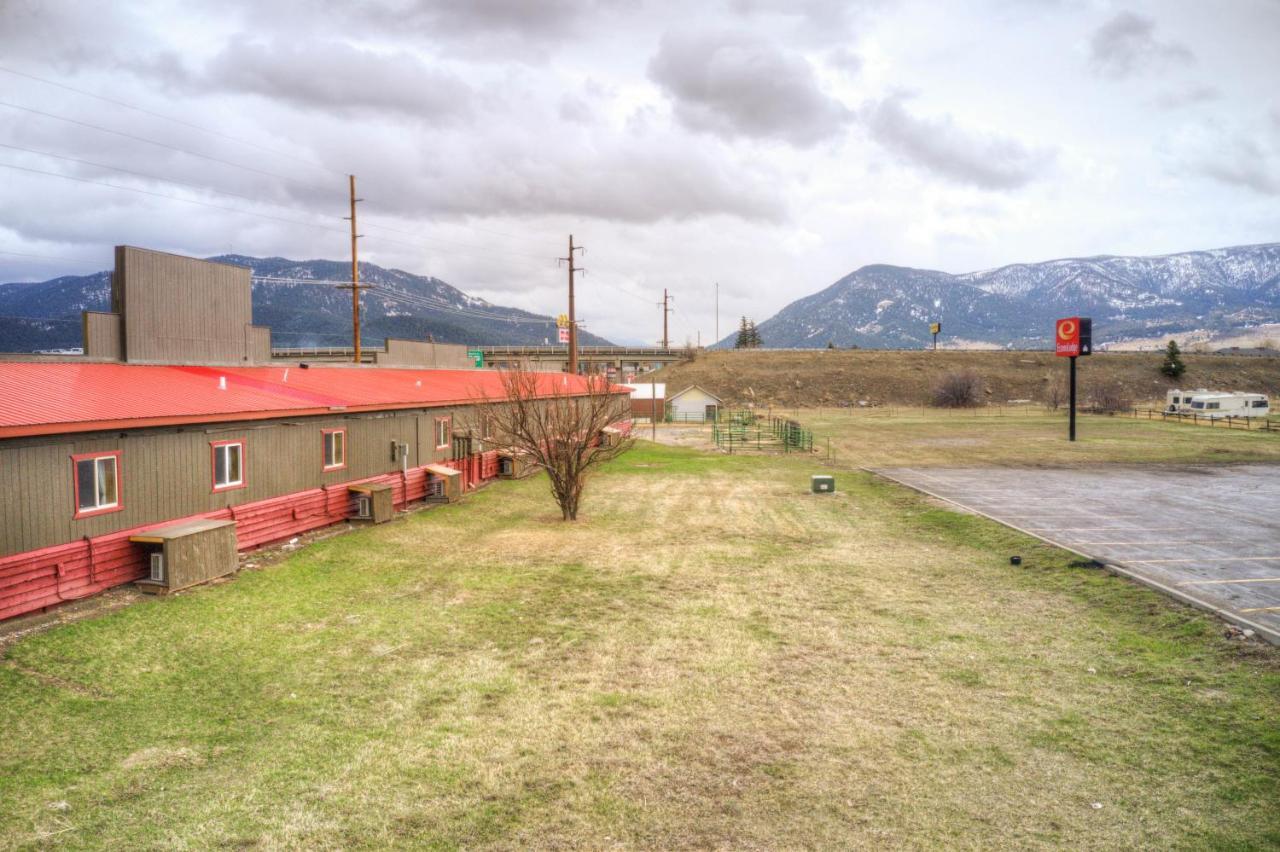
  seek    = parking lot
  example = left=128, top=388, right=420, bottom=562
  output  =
left=873, top=464, right=1280, bottom=643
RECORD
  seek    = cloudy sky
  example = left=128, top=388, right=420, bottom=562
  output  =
left=1, top=0, right=1277, bottom=345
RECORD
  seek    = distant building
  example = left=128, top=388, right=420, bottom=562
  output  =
left=0, top=247, right=630, bottom=622
left=629, top=382, right=665, bottom=421
left=667, top=385, right=722, bottom=422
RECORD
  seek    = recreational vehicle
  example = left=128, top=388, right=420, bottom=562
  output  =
left=1168, top=390, right=1271, bottom=419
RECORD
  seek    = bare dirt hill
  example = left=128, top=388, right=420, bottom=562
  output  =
left=649, top=350, right=1280, bottom=408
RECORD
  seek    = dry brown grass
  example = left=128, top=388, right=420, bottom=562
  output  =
left=1, top=444, right=1276, bottom=848
left=799, top=407, right=1280, bottom=467
left=652, top=349, right=1280, bottom=409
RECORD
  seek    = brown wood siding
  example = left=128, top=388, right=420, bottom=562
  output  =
left=0, top=409, right=434, bottom=557
left=116, top=246, right=254, bottom=365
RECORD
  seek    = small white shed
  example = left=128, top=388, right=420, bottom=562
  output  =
left=667, top=385, right=722, bottom=422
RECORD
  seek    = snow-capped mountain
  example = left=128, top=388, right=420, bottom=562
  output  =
left=729, top=243, right=1280, bottom=349
left=0, top=255, right=613, bottom=351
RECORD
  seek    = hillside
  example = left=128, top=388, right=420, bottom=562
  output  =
left=0, top=255, right=613, bottom=351
left=726, top=243, right=1280, bottom=350
left=652, top=349, right=1280, bottom=408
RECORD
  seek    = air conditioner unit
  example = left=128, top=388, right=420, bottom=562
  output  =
left=499, top=457, right=514, bottom=476
left=354, top=494, right=373, bottom=519
left=149, top=552, right=165, bottom=583
left=427, top=479, right=444, bottom=499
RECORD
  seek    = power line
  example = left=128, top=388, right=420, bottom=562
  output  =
left=0, top=163, right=350, bottom=235
left=0, top=248, right=102, bottom=267
left=0, top=99, right=313, bottom=185
left=0, top=313, right=81, bottom=323
left=0, top=64, right=341, bottom=176
left=362, top=219, right=553, bottom=261
left=0, top=141, right=304, bottom=211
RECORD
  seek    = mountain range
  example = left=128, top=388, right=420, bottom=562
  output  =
left=725, top=242, right=1280, bottom=349
left=0, top=255, right=613, bottom=352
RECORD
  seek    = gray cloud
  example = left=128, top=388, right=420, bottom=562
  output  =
left=648, top=30, right=851, bottom=146
left=1153, top=84, right=1221, bottom=110
left=197, top=41, right=473, bottom=120
left=1090, top=11, right=1194, bottom=79
left=368, top=0, right=596, bottom=40
left=864, top=96, right=1054, bottom=190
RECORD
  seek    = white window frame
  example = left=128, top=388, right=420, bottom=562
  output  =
left=323, top=429, right=347, bottom=471
left=73, top=452, right=121, bottom=517
left=212, top=441, right=245, bottom=491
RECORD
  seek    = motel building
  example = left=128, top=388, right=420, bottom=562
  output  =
left=0, top=247, right=630, bottom=623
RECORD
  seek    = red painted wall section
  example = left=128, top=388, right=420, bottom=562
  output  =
left=0, top=455, right=495, bottom=623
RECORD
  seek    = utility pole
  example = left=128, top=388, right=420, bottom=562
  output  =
left=661, top=288, right=671, bottom=349
left=339, top=174, right=364, bottom=364
left=558, top=235, right=585, bottom=374
left=715, top=282, right=719, bottom=343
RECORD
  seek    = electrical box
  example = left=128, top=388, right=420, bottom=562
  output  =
left=811, top=475, right=835, bottom=494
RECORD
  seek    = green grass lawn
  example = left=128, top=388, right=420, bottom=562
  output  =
left=1, top=443, right=1277, bottom=849
left=796, top=407, right=1280, bottom=467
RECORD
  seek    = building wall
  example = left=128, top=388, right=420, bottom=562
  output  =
left=115, top=246, right=259, bottom=365
left=0, top=405, right=484, bottom=558
left=377, top=339, right=474, bottom=369
left=669, top=387, right=720, bottom=420
left=83, top=311, right=123, bottom=360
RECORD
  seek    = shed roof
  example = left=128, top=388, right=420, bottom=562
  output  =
left=628, top=383, right=665, bottom=400
left=0, top=363, right=626, bottom=439
left=667, top=384, right=722, bottom=403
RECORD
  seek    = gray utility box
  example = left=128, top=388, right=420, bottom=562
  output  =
left=811, top=475, right=835, bottom=494
left=131, top=518, right=238, bottom=594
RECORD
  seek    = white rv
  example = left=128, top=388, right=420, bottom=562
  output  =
left=1167, top=390, right=1271, bottom=419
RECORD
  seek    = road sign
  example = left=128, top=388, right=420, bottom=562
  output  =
left=558, top=327, right=570, bottom=343
left=556, top=314, right=569, bottom=328
left=929, top=322, right=941, bottom=335
left=1055, top=316, right=1092, bottom=357
left=466, top=349, right=484, bottom=367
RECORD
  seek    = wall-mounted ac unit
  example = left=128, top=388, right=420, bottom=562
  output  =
left=149, top=552, right=165, bottom=583
left=499, top=457, right=514, bottom=476
left=354, top=494, right=373, bottom=519
left=427, top=480, right=444, bottom=499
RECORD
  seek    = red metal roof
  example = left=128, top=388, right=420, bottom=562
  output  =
left=0, top=363, right=626, bottom=438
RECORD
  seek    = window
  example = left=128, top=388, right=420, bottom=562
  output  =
left=323, top=428, right=346, bottom=470
left=1191, top=401, right=1204, bottom=409
left=211, top=440, right=245, bottom=491
left=72, top=451, right=122, bottom=518
left=1207, top=402, right=1220, bottom=410
left=435, top=416, right=451, bottom=449
left=1253, top=400, right=1268, bottom=408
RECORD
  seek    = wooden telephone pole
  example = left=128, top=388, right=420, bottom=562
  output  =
left=339, top=174, right=364, bottom=364
left=559, top=235, right=585, bottom=374
left=661, top=288, right=671, bottom=349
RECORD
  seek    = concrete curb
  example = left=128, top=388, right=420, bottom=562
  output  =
left=863, top=467, right=1280, bottom=647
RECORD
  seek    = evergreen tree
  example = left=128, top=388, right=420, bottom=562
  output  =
left=1160, top=339, right=1186, bottom=378
left=749, top=321, right=763, bottom=348
left=734, top=316, right=751, bottom=349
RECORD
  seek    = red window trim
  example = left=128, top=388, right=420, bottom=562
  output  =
left=434, top=416, right=451, bottom=450
left=71, top=450, right=124, bottom=519
left=322, top=428, right=347, bottom=471
left=210, top=439, right=247, bottom=493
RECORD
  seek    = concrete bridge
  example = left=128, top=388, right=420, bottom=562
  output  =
left=270, top=344, right=690, bottom=375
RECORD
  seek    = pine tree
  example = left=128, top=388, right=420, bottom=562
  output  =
left=1160, top=339, right=1186, bottom=378
left=734, top=316, right=751, bottom=349
left=748, top=321, right=763, bottom=348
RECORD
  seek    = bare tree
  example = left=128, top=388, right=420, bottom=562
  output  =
left=932, top=369, right=984, bottom=408
left=1042, top=374, right=1068, bottom=411
left=1088, top=380, right=1132, bottom=414
left=481, top=365, right=634, bottom=521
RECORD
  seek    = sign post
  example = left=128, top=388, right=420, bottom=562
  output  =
left=929, top=322, right=941, bottom=351
left=1055, top=316, right=1092, bottom=441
